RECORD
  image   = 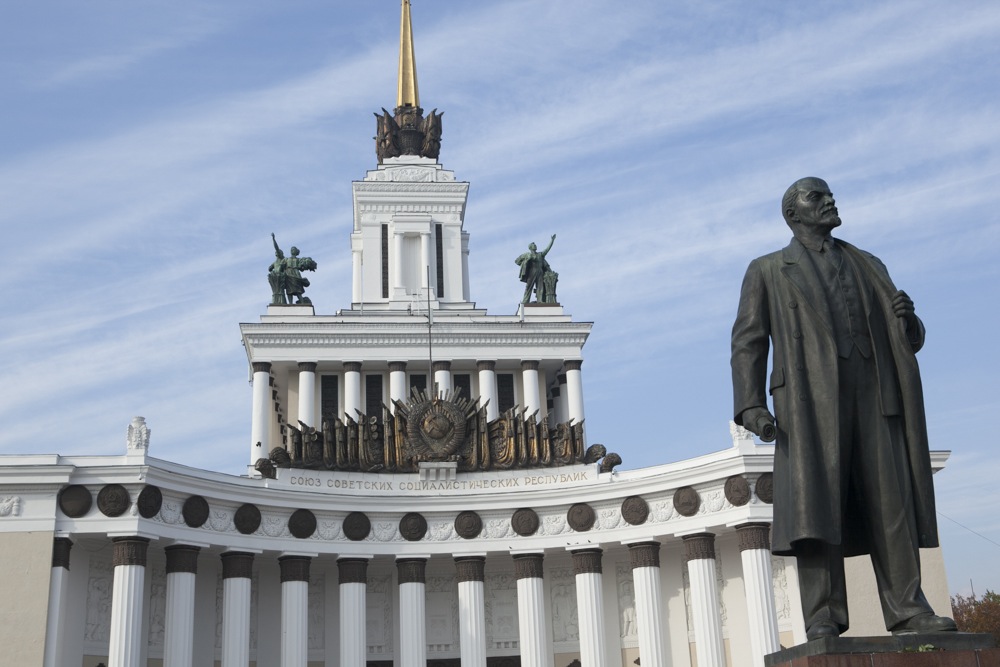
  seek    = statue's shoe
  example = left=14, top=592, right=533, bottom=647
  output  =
left=891, top=613, right=958, bottom=635
left=806, top=621, right=841, bottom=640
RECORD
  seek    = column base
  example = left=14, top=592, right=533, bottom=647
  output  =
left=764, top=633, right=996, bottom=667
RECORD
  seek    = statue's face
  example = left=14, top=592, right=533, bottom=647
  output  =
left=529, top=243, right=537, bottom=251
left=789, top=178, right=841, bottom=231
left=291, top=247, right=300, bottom=256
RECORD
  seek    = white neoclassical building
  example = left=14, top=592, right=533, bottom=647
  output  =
left=0, top=3, right=952, bottom=667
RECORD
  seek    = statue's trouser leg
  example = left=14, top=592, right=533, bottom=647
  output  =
left=796, top=540, right=848, bottom=633
left=844, top=351, right=933, bottom=629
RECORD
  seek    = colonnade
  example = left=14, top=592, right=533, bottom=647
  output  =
left=44, top=526, right=781, bottom=667
left=248, top=359, right=588, bottom=466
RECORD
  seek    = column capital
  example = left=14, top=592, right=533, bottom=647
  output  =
left=682, top=532, right=716, bottom=562
left=563, top=360, right=583, bottom=372
left=550, top=386, right=561, bottom=398
left=627, top=541, right=661, bottom=569
left=52, top=537, right=73, bottom=570
left=343, top=361, right=362, bottom=373
left=165, top=545, right=200, bottom=574
left=278, top=555, right=311, bottom=583
left=520, top=360, right=540, bottom=371
left=571, top=548, right=603, bottom=575
left=476, top=360, right=496, bottom=372
left=557, top=373, right=567, bottom=385
left=736, top=523, right=771, bottom=552
left=397, top=558, right=427, bottom=584
left=389, top=361, right=408, bottom=373
left=297, top=362, right=317, bottom=373
left=251, top=361, right=272, bottom=374
left=432, top=360, right=452, bottom=373
left=112, top=536, right=150, bottom=567
left=221, top=551, right=255, bottom=579
left=338, top=558, right=369, bottom=584
left=454, top=556, right=486, bottom=583
left=512, top=553, right=544, bottom=580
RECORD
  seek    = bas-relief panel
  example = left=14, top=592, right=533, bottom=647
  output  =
left=148, top=567, right=167, bottom=650
left=616, top=563, right=637, bottom=644
left=771, top=556, right=792, bottom=627
left=427, top=575, right=458, bottom=653
left=85, top=558, right=113, bottom=647
left=549, top=567, right=578, bottom=645
left=309, top=574, right=325, bottom=650
left=485, top=572, right=518, bottom=650
left=367, top=574, right=393, bottom=656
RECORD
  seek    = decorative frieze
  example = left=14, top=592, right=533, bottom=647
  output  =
left=98, top=484, right=131, bottom=517
left=736, top=523, right=771, bottom=552
left=511, top=508, right=540, bottom=536
left=673, top=486, right=701, bottom=517
left=344, top=511, right=372, bottom=540
left=567, top=503, right=596, bottom=532
left=182, top=495, right=210, bottom=527
left=621, top=496, right=649, bottom=525
left=454, top=510, right=483, bottom=538
left=59, top=485, right=92, bottom=518
left=234, top=503, right=262, bottom=534
left=288, top=508, right=317, bottom=538
left=755, top=473, right=774, bottom=503
left=724, top=475, right=752, bottom=506
left=136, top=485, right=162, bottom=518
left=399, top=512, right=428, bottom=541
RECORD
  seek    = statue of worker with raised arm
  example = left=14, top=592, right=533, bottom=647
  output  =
left=731, top=177, right=956, bottom=640
left=269, top=233, right=317, bottom=305
left=516, top=234, right=557, bottom=304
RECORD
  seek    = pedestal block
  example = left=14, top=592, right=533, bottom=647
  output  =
left=764, top=634, right=997, bottom=667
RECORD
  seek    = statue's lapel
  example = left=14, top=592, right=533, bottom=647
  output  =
left=779, top=239, right=834, bottom=334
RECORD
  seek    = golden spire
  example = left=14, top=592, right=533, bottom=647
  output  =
left=396, top=0, right=420, bottom=108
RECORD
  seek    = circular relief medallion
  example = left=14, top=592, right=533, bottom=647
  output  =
left=454, top=510, right=483, bottom=539
left=182, top=495, right=210, bottom=528
left=405, top=398, right=467, bottom=460
left=136, top=485, right=163, bottom=519
left=289, top=509, right=317, bottom=539
left=97, top=484, right=131, bottom=517
left=399, top=512, right=428, bottom=541
left=755, top=473, right=774, bottom=504
left=567, top=503, right=596, bottom=532
left=343, top=511, right=372, bottom=541
left=58, top=485, right=93, bottom=518
left=620, top=496, right=649, bottom=526
left=673, top=486, right=701, bottom=517
left=234, top=504, right=262, bottom=535
left=511, top=508, right=540, bottom=537
left=724, top=475, right=752, bottom=507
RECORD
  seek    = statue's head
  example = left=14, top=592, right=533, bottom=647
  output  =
left=782, top=177, right=841, bottom=232
left=290, top=246, right=300, bottom=256
left=528, top=242, right=537, bottom=251
left=274, top=249, right=285, bottom=259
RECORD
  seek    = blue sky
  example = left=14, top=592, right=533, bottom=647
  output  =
left=2, top=1, right=998, bottom=597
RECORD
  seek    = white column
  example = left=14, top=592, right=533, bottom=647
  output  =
left=572, top=549, right=606, bottom=667
left=628, top=542, right=666, bottom=667
left=43, top=538, right=73, bottom=667
left=521, top=361, right=541, bottom=418
left=163, top=545, right=200, bottom=667
left=297, top=363, right=317, bottom=428
left=514, top=553, right=552, bottom=667
left=279, top=556, right=311, bottom=667
left=250, top=361, right=272, bottom=464
left=397, top=558, right=428, bottom=667
left=420, top=231, right=431, bottom=293
left=477, top=361, right=498, bottom=421
left=684, top=533, right=725, bottom=667
left=344, top=362, right=362, bottom=421
left=352, top=248, right=362, bottom=303
left=455, top=556, right=487, bottom=667
left=461, top=233, right=471, bottom=301
left=555, top=373, right=568, bottom=424
left=433, top=360, right=452, bottom=398
left=338, top=558, right=370, bottom=667
left=222, top=552, right=254, bottom=667
left=389, top=362, right=407, bottom=414
left=108, top=537, right=150, bottom=667
left=564, top=360, right=585, bottom=427
left=392, top=232, right=404, bottom=292
left=737, top=524, right=780, bottom=667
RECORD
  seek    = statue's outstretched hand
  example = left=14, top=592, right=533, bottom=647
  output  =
left=741, top=406, right=777, bottom=442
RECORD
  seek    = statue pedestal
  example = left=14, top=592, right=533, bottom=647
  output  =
left=765, top=634, right=997, bottom=667
left=266, top=304, right=315, bottom=317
